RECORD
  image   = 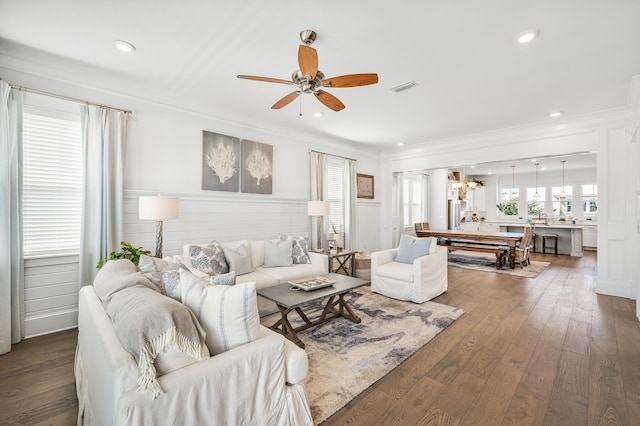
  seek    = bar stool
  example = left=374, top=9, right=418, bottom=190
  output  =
left=541, top=233, right=558, bottom=255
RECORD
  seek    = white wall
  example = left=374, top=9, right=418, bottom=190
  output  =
left=1, top=66, right=383, bottom=336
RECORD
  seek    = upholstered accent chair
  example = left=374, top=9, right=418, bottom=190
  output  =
left=371, top=235, right=447, bottom=303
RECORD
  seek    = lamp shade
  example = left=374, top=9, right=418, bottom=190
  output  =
left=139, top=196, right=179, bottom=220
left=307, top=200, right=330, bottom=216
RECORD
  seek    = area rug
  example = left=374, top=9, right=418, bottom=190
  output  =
left=448, top=251, right=550, bottom=278
left=260, top=286, right=464, bottom=424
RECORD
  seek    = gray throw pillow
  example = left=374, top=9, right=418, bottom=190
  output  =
left=222, top=243, right=253, bottom=275
left=279, top=234, right=311, bottom=264
left=395, top=234, right=432, bottom=264
left=264, top=239, right=294, bottom=267
left=183, top=241, right=228, bottom=276
left=210, top=271, right=237, bottom=286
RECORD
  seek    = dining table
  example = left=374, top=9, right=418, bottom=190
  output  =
left=416, top=229, right=524, bottom=269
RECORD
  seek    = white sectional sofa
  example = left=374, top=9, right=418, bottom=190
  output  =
left=75, top=260, right=314, bottom=425
left=218, top=239, right=328, bottom=315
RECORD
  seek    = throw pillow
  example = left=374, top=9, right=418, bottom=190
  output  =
left=180, top=269, right=259, bottom=355
left=427, top=237, right=437, bottom=254
left=210, top=270, right=237, bottom=286
left=138, top=254, right=184, bottom=301
left=279, top=234, right=311, bottom=264
left=222, top=243, right=253, bottom=275
left=395, top=234, right=432, bottom=264
left=263, top=239, right=294, bottom=267
left=182, top=241, right=228, bottom=276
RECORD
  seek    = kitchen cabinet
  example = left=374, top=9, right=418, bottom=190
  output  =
left=479, top=222, right=499, bottom=233
left=460, top=222, right=480, bottom=231
left=583, top=225, right=597, bottom=248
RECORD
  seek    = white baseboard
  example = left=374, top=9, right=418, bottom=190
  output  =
left=25, top=309, right=78, bottom=338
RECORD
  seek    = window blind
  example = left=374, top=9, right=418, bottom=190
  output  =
left=327, top=164, right=343, bottom=232
left=23, top=112, right=83, bottom=256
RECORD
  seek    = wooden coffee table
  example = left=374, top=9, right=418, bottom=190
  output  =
left=257, top=273, right=369, bottom=348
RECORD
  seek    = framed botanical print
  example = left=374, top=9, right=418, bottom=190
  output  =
left=356, top=173, right=374, bottom=199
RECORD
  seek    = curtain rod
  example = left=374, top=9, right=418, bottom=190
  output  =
left=309, top=149, right=357, bottom=162
left=7, top=82, right=133, bottom=114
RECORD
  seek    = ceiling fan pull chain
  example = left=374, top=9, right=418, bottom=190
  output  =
left=299, top=93, right=303, bottom=116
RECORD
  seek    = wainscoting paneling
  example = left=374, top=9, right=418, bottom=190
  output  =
left=24, top=255, right=79, bottom=337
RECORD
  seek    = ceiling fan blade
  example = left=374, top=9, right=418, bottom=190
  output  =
left=271, top=91, right=300, bottom=109
left=237, top=75, right=293, bottom=85
left=314, top=90, right=345, bottom=112
left=322, top=73, right=379, bottom=88
left=298, top=45, right=318, bottom=79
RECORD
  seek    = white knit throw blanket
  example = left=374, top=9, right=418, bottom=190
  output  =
left=99, top=281, right=209, bottom=398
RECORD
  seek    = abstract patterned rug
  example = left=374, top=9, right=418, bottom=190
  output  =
left=261, top=286, right=464, bottom=424
left=448, top=250, right=550, bottom=278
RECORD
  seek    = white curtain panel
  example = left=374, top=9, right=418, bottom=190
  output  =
left=309, top=151, right=327, bottom=250
left=78, top=105, right=128, bottom=287
left=343, top=158, right=357, bottom=251
left=0, top=81, right=25, bottom=354
left=392, top=172, right=405, bottom=246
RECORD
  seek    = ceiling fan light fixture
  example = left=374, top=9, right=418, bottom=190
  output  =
left=516, top=30, right=539, bottom=44
left=114, top=40, right=136, bottom=52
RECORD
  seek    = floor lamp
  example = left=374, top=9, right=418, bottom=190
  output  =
left=308, top=200, right=330, bottom=252
left=139, top=196, right=179, bottom=258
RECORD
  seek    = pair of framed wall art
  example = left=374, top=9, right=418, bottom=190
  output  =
left=202, top=130, right=273, bottom=194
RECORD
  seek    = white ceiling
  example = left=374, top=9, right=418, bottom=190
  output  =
left=1, top=0, right=639, bottom=147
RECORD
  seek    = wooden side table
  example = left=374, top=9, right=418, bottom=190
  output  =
left=327, top=250, right=357, bottom=276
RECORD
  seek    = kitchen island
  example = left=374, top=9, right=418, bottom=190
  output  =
left=497, top=223, right=584, bottom=257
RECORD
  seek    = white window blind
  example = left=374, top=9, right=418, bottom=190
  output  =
left=23, top=112, right=83, bottom=256
left=327, top=163, right=344, bottom=233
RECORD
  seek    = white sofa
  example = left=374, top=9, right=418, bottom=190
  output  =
left=76, top=285, right=314, bottom=426
left=371, top=244, right=448, bottom=303
left=219, top=239, right=328, bottom=314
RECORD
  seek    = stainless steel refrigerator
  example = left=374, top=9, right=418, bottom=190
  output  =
left=448, top=200, right=461, bottom=230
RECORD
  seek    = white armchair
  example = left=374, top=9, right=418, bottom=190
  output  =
left=371, top=244, right=448, bottom=303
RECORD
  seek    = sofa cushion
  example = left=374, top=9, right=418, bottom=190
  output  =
left=180, top=269, right=260, bottom=355
left=280, top=234, right=311, bottom=264
left=255, top=263, right=326, bottom=284
left=249, top=240, right=266, bottom=268
left=264, top=239, right=294, bottom=267
left=235, top=270, right=279, bottom=289
left=395, top=234, right=432, bottom=264
left=376, top=261, right=414, bottom=283
left=182, top=241, right=229, bottom=276
left=222, top=243, right=253, bottom=275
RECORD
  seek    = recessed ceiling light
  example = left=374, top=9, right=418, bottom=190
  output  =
left=397, top=142, right=405, bottom=146
left=470, top=165, right=476, bottom=169
left=549, top=111, right=563, bottom=118
left=115, top=40, right=136, bottom=52
left=515, top=30, right=539, bottom=44
left=313, top=112, right=323, bottom=118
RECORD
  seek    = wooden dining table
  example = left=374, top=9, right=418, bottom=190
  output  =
left=416, top=229, right=524, bottom=269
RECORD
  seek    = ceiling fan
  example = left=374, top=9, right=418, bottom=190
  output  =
left=237, top=30, right=378, bottom=112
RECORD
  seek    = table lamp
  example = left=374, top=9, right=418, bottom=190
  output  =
left=139, top=196, right=179, bottom=258
left=308, top=200, right=330, bottom=252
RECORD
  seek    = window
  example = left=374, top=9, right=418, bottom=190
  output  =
left=526, top=187, right=545, bottom=216
left=23, top=96, right=82, bottom=257
left=327, top=161, right=344, bottom=234
left=582, top=184, right=598, bottom=215
left=498, top=187, right=519, bottom=216
left=552, top=186, right=572, bottom=217
left=402, top=172, right=427, bottom=226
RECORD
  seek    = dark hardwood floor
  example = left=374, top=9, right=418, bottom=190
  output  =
left=1, top=251, right=639, bottom=425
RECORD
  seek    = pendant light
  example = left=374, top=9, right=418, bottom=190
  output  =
left=560, top=160, right=567, bottom=198
left=510, top=165, right=516, bottom=199
left=533, top=162, right=540, bottom=200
